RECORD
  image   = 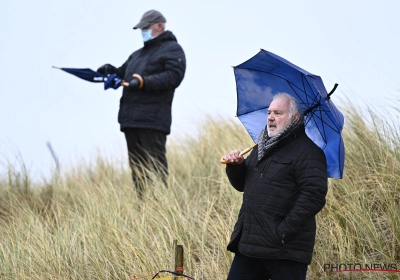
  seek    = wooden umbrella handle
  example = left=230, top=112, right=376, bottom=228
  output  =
left=220, top=143, right=258, bottom=164
left=122, top=74, right=143, bottom=88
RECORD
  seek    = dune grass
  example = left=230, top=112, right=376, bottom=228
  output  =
left=1, top=104, right=400, bottom=280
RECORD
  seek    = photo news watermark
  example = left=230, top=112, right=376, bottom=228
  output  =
left=324, top=263, right=400, bottom=273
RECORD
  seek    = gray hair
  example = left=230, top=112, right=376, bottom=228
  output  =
left=273, top=92, right=303, bottom=118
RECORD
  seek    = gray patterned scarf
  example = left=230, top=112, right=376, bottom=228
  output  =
left=257, top=116, right=304, bottom=161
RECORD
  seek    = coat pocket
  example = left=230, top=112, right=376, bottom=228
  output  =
left=254, top=207, right=284, bottom=247
left=268, top=156, right=295, bottom=183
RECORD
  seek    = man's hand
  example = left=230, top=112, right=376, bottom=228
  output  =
left=222, top=150, right=244, bottom=165
left=97, top=64, right=117, bottom=75
left=128, top=78, right=140, bottom=89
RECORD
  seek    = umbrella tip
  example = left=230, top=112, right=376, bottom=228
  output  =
left=52, top=66, right=60, bottom=69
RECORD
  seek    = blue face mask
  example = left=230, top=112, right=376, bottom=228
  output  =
left=141, top=29, right=153, bottom=42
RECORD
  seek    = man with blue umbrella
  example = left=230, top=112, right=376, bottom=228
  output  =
left=97, top=10, right=186, bottom=197
left=222, top=93, right=328, bottom=279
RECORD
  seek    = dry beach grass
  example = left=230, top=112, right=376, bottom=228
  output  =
left=1, top=104, right=400, bottom=279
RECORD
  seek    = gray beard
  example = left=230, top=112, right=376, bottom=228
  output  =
left=257, top=116, right=304, bottom=161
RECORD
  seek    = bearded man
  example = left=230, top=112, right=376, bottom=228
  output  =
left=222, top=92, right=328, bottom=280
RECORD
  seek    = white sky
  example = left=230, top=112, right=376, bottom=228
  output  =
left=1, top=0, right=399, bottom=180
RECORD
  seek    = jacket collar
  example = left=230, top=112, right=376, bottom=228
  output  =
left=144, top=30, right=177, bottom=47
left=258, top=124, right=306, bottom=162
left=278, top=124, right=306, bottom=146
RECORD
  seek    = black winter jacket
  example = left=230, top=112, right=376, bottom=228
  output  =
left=226, top=125, right=327, bottom=264
left=116, top=31, right=186, bottom=134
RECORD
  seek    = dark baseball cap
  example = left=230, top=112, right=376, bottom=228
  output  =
left=133, top=10, right=166, bottom=29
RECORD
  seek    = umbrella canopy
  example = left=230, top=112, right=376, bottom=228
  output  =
left=233, top=49, right=345, bottom=179
left=53, top=66, right=128, bottom=90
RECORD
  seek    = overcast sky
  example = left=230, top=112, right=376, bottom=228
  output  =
left=1, top=0, right=399, bottom=180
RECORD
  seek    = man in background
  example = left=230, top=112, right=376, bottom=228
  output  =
left=97, top=10, right=186, bottom=196
left=222, top=93, right=328, bottom=279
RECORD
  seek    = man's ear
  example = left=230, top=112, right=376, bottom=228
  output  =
left=293, top=113, right=300, bottom=120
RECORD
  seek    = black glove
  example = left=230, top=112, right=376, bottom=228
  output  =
left=97, top=64, right=117, bottom=75
left=128, top=78, right=140, bottom=89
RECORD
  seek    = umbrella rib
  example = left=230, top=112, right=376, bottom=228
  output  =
left=295, top=75, right=342, bottom=132
left=285, top=74, right=318, bottom=104
left=236, top=107, right=268, bottom=117
left=286, top=79, right=320, bottom=114
left=309, top=109, right=341, bottom=133
left=314, top=104, right=342, bottom=132
left=300, top=75, right=313, bottom=104
left=301, top=74, right=321, bottom=105
left=284, top=75, right=319, bottom=106
left=286, top=82, right=306, bottom=102
left=315, top=106, right=328, bottom=142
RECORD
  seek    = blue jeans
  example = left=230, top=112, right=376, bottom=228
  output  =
left=227, top=252, right=308, bottom=280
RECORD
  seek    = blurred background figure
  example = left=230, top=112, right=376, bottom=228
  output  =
left=97, top=10, right=186, bottom=197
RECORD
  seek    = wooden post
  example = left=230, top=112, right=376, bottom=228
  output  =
left=171, top=240, right=184, bottom=279
left=172, top=240, right=177, bottom=280
left=175, top=245, right=184, bottom=275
